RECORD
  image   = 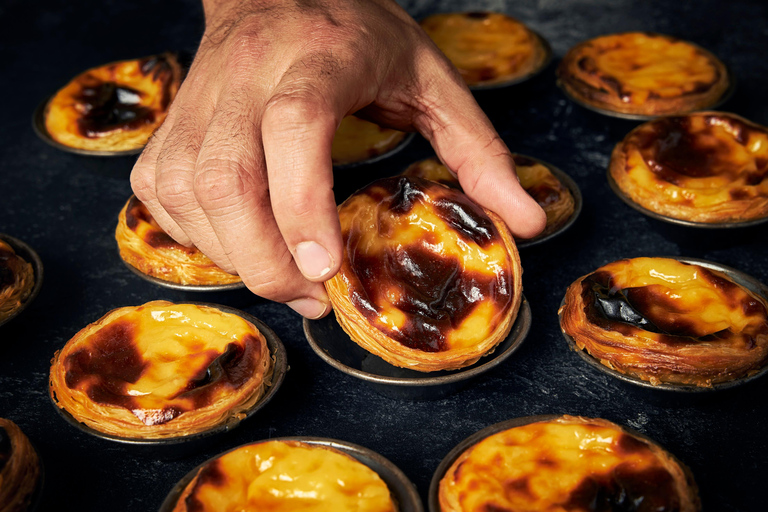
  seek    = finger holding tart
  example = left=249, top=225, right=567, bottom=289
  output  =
left=42, top=53, right=181, bottom=153
left=49, top=301, right=274, bottom=440
left=437, top=415, right=700, bottom=512
left=557, top=32, right=730, bottom=117
left=116, top=195, right=242, bottom=287
left=0, top=418, right=41, bottom=512
left=609, top=112, right=768, bottom=224
left=419, top=12, right=550, bottom=88
left=332, top=116, right=409, bottom=166
left=403, top=155, right=576, bottom=238
left=325, top=176, right=522, bottom=372
left=0, top=239, right=35, bottom=325
left=170, top=440, right=396, bottom=512
left=559, top=257, right=768, bottom=387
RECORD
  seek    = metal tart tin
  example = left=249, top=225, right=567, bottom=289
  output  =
left=607, top=168, right=768, bottom=229
left=119, top=256, right=246, bottom=292
left=158, top=436, right=424, bottom=512
left=515, top=155, right=583, bottom=249
left=48, top=303, right=287, bottom=455
left=467, top=29, right=553, bottom=92
left=0, top=233, right=44, bottom=328
left=32, top=96, right=145, bottom=157
left=559, top=256, right=768, bottom=392
left=557, top=69, right=736, bottom=121
left=333, top=132, right=416, bottom=170
left=304, top=297, right=532, bottom=400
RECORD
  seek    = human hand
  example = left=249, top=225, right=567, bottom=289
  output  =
left=130, top=0, right=546, bottom=319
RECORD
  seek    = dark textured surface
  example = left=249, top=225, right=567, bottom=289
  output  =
left=1, top=0, right=766, bottom=510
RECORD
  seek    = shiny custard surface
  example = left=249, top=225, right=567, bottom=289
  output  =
left=44, top=54, right=180, bottom=151
left=562, top=258, right=768, bottom=386
left=439, top=416, right=699, bottom=512
left=336, top=176, right=514, bottom=353
left=420, top=12, right=547, bottom=86
left=0, top=239, right=34, bottom=323
left=50, top=301, right=271, bottom=438
left=116, top=196, right=242, bottom=285
left=172, top=441, right=396, bottom=512
left=559, top=32, right=728, bottom=114
left=613, top=113, right=768, bottom=222
left=331, top=116, right=407, bottom=166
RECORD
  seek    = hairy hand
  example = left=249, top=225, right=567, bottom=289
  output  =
left=130, top=0, right=546, bottom=318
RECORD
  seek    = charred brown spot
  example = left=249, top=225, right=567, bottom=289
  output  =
left=75, top=81, right=155, bottom=138
left=185, top=461, right=227, bottom=512
left=505, top=476, right=533, bottom=496
left=476, top=66, right=499, bottom=82
left=125, top=196, right=153, bottom=231
left=483, top=504, right=514, bottom=512
left=512, top=155, right=538, bottom=167
left=729, top=188, right=751, bottom=200
left=143, top=230, right=179, bottom=249
left=525, top=183, right=563, bottom=207
left=615, top=433, right=650, bottom=456
left=466, top=12, right=490, bottom=19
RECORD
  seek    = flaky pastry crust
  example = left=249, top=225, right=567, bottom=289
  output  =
left=332, top=116, right=408, bottom=166
left=325, top=176, right=522, bottom=372
left=560, top=257, right=768, bottom=387
left=439, top=415, right=700, bottom=512
left=557, top=32, right=729, bottom=116
left=403, top=155, right=575, bottom=237
left=116, top=196, right=241, bottom=286
left=609, top=112, right=768, bottom=223
left=44, top=53, right=181, bottom=152
left=0, top=419, right=40, bottom=512
left=171, top=440, right=396, bottom=512
left=49, top=301, right=273, bottom=439
left=0, top=240, right=34, bottom=323
left=420, top=12, right=548, bottom=87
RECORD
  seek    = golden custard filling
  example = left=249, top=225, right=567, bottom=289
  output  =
left=612, top=113, right=768, bottom=222
left=0, top=239, right=34, bottom=322
left=49, top=301, right=272, bottom=438
left=331, top=116, right=407, bottom=166
left=172, top=441, right=395, bottom=512
left=326, top=176, right=521, bottom=372
left=44, top=53, right=181, bottom=151
left=439, top=416, right=699, bottom=512
left=116, top=196, right=242, bottom=285
left=560, top=257, right=768, bottom=386
left=420, top=12, right=547, bottom=86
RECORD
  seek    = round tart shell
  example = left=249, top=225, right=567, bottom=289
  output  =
left=557, top=32, right=730, bottom=117
left=331, top=116, right=409, bottom=166
left=0, top=418, right=41, bottom=512
left=0, top=239, right=35, bottom=325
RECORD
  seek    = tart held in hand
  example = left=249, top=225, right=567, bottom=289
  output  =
left=325, top=176, right=522, bottom=373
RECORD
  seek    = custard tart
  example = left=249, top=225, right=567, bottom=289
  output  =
left=0, top=418, right=40, bottom=512
left=49, top=301, right=275, bottom=439
left=557, top=32, right=730, bottom=117
left=403, top=155, right=576, bottom=237
left=0, top=239, right=35, bottom=324
left=332, top=116, right=409, bottom=166
left=609, top=112, right=768, bottom=224
left=559, top=257, right=768, bottom=387
left=169, top=440, right=396, bottom=512
left=437, top=415, right=700, bottom=512
left=419, top=12, right=549, bottom=87
left=43, top=53, right=181, bottom=152
left=325, top=176, right=522, bottom=372
left=116, top=195, right=242, bottom=287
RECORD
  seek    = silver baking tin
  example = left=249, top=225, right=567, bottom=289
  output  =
left=515, top=155, right=583, bottom=249
left=607, top=168, right=768, bottom=229
left=119, top=257, right=246, bottom=292
left=304, top=297, right=532, bottom=400
left=49, top=303, right=288, bottom=450
left=158, top=436, right=424, bottom=512
left=333, top=132, right=417, bottom=170
left=559, top=256, right=768, bottom=392
left=556, top=71, right=736, bottom=121
left=467, top=29, right=553, bottom=91
left=0, top=234, right=44, bottom=328
left=32, top=96, right=145, bottom=157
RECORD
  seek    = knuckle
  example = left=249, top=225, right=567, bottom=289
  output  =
left=193, top=159, right=249, bottom=207
left=129, top=168, right=155, bottom=202
left=155, top=169, right=196, bottom=214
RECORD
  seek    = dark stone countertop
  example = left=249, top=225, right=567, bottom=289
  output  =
left=1, top=0, right=766, bottom=510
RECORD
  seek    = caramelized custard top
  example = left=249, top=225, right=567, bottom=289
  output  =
left=124, top=196, right=194, bottom=252
left=60, top=303, right=265, bottom=426
left=581, top=258, right=768, bottom=347
left=172, top=441, right=395, bottom=512
left=337, top=176, right=514, bottom=352
left=441, top=417, right=694, bottom=512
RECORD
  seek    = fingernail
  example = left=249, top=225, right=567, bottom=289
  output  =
left=287, top=297, right=329, bottom=319
left=295, top=241, right=333, bottom=280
